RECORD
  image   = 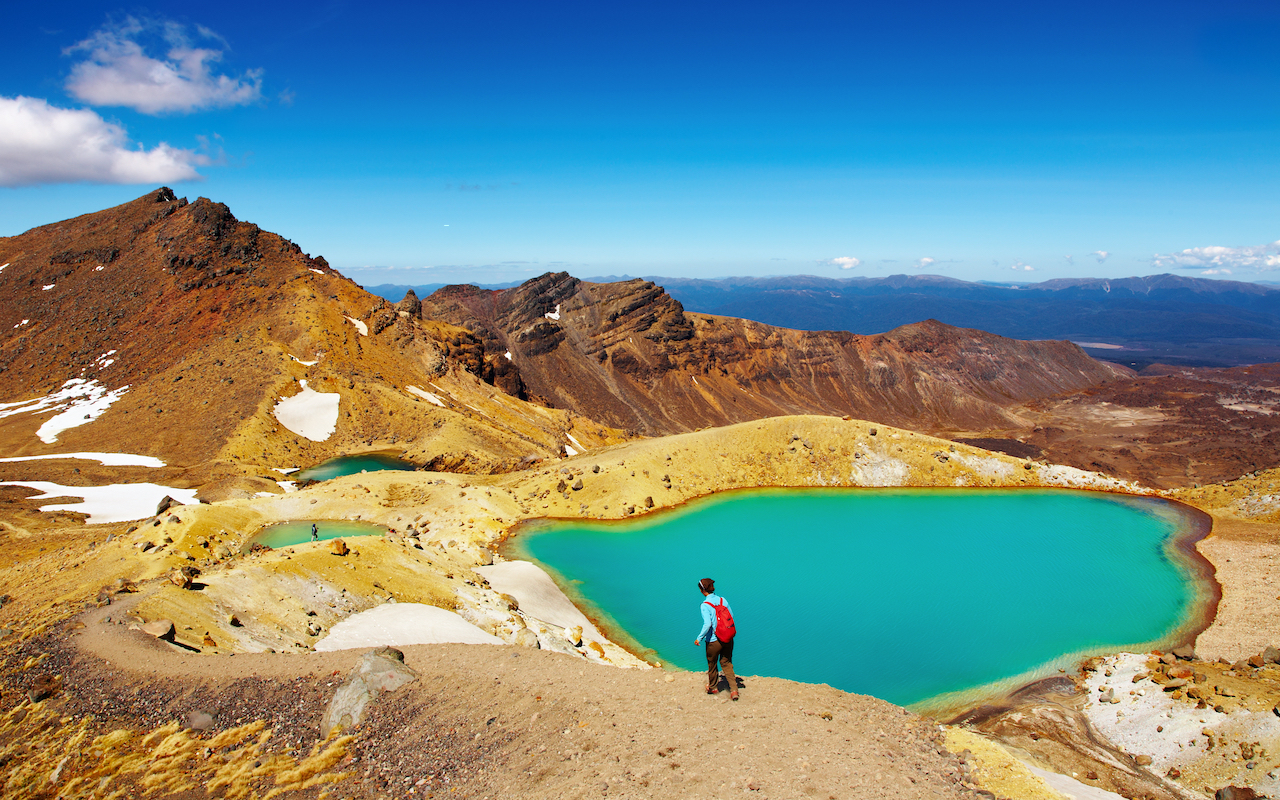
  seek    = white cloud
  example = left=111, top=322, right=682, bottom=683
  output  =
left=1091, top=250, right=1111, bottom=263
left=914, top=257, right=936, bottom=270
left=1152, top=240, right=1280, bottom=272
left=1201, top=268, right=1233, bottom=275
left=0, top=95, right=206, bottom=187
left=825, top=256, right=861, bottom=270
left=65, top=17, right=262, bottom=114
left=1011, top=261, right=1035, bottom=272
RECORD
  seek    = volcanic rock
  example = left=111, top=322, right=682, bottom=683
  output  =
left=419, top=272, right=1127, bottom=435
left=320, top=646, right=418, bottom=737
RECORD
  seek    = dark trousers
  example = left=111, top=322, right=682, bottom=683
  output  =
left=705, top=638, right=736, bottom=692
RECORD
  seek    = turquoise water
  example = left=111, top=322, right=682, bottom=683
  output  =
left=514, top=488, right=1208, bottom=708
left=247, top=520, right=388, bottom=550
left=294, top=453, right=417, bottom=482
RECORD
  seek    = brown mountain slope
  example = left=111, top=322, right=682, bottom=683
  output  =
left=0, top=190, right=626, bottom=477
left=418, top=271, right=1131, bottom=435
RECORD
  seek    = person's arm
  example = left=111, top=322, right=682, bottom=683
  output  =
left=695, top=601, right=714, bottom=645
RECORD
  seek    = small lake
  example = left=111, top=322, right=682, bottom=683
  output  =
left=247, top=520, right=389, bottom=550
left=509, top=488, right=1213, bottom=710
left=294, top=453, right=418, bottom=483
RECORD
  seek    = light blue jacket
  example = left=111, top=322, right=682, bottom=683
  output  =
left=696, top=593, right=732, bottom=644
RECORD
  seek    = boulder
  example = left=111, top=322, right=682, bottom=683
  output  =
left=320, top=647, right=418, bottom=737
left=644, top=496, right=654, bottom=508
left=330, top=539, right=349, bottom=556
left=1172, top=644, right=1197, bottom=660
left=565, top=625, right=584, bottom=646
left=168, top=566, right=200, bottom=589
left=1265, top=645, right=1280, bottom=664
left=1135, top=754, right=1153, bottom=766
left=156, top=495, right=178, bottom=516
left=186, top=711, right=215, bottom=731
left=1249, top=654, right=1267, bottom=669
left=513, top=628, right=539, bottom=648
left=571, top=478, right=583, bottom=491
left=27, top=674, right=57, bottom=703
left=141, top=619, right=175, bottom=640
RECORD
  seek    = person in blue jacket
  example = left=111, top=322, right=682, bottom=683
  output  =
left=695, top=577, right=738, bottom=700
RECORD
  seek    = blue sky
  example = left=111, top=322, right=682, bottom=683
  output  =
left=3, top=1, right=1280, bottom=285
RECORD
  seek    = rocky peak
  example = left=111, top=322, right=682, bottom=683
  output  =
left=396, top=288, right=422, bottom=317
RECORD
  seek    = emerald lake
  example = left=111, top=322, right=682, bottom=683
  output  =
left=510, top=488, right=1213, bottom=709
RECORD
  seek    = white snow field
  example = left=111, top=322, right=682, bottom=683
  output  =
left=476, top=560, right=608, bottom=646
left=0, top=378, right=130, bottom=443
left=0, top=452, right=164, bottom=467
left=0, top=481, right=198, bottom=524
left=344, top=316, right=368, bottom=336
left=314, top=603, right=504, bottom=651
left=272, top=380, right=340, bottom=441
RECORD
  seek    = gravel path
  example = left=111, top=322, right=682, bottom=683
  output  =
left=0, top=603, right=987, bottom=799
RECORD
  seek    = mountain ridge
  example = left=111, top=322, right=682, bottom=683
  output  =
left=418, top=271, right=1130, bottom=435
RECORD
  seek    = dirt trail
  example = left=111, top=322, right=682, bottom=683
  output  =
left=6, top=598, right=983, bottom=800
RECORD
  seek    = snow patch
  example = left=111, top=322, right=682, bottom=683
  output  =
left=0, top=379, right=130, bottom=444
left=564, top=444, right=579, bottom=457
left=273, top=467, right=300, bottom=475
left=0, top=263, right=7, bottom=272
left=406, top=385, right=446, bottom=407
left=13, top=319, right=28, bottom=328
left=277, top=480, right=297, bottom=493
left=567, top=433, right=585, bottom=452
left=93, top=350, right=117, bottom=371
left=504, top=351, right=512, bottom=361
left=309, top=268, right=325, bottom=275
left=0, top=481, right=197, bottom=524
left=0, top=452, right=164, bottom=467
left=544, top=304, right=561, bottom=321
left=344, top=316, right=368, bottom=336
left=41, top=284, right=55, bottom=291
left=477, top=561, right=608, bottom=645
left=272, top=380, right=340, bottom=442
left=314, top=603, right=504, bottom=651
left=94, top=265, right=104, bottom=271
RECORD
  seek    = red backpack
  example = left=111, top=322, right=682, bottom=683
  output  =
left=704, top=598, right=736, bottom=642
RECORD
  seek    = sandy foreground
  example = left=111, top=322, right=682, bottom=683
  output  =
left=3, top=414, right=1280, bottom=798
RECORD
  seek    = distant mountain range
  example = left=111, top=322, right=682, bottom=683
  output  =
left=372, top=273, right=1280, bottom=368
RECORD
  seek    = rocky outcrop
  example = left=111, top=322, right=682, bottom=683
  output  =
left=419, top=272, right=1130, bottom=434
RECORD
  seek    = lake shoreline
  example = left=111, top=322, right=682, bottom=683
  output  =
left=501, top=486, right=1223, bottom=719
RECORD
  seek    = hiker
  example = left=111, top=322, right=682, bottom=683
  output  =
left=694, top=577, right=738, bottom=700
left=311, top=523, right=319, bottom=542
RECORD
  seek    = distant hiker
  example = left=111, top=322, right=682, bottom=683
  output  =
left=695, top=577, right=739, bottom=700
left=311, top=523, right=319, bottom=542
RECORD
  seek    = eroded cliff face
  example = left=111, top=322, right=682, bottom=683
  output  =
left=419, top=272, right=1131, bottom=435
